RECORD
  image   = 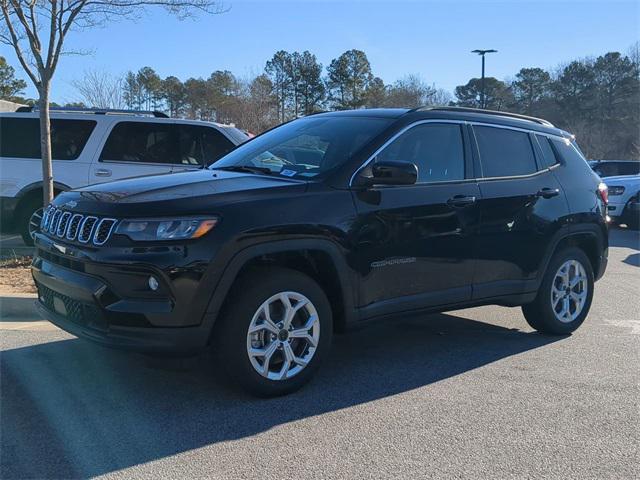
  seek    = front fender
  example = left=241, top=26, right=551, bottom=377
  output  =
left=199, top=236, right=357, bottom=335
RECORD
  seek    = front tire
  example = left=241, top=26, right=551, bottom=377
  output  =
left=522, top=247, right=594, bottom=335
left=622, top=205, right=639, bottom=230
left=213, top=267, right=332, bottom=397
left=18, top=198, right=43, bottom=246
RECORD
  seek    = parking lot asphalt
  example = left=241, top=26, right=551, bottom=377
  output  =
left=1, top=228, right=638, bottom=480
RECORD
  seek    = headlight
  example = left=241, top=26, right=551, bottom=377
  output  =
left=116, top=217, right=219, bottom=241
left=608, top=186, right=625, bottom=196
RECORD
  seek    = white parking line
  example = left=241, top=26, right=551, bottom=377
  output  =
left=605, top=319, right=640, bottom=335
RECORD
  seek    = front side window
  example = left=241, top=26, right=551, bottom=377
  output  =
left=100, top=122, right=178, bottom=164
left=179, top=126, right=235, bottom=166
left=0, top=117, right=96, bottom=160
left=374, top=123, right=465, bottom=183
left=475, top=126, right=537, bottom=178
left=210, top=116, right=392, bottom=179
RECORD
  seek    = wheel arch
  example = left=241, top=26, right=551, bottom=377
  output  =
left=204, top=238, right=357, bottom=336
left=540, top=224, right=607, bottom=284
left=15, top=180, right=71, bottom=212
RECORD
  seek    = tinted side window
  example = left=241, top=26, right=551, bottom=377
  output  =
left=475, top=126, right=537, bottom=177
left=535, top=134, right=558, bottom=168
left=100, top=122, right=178, bottom=164
left=179, top=126, right=235, bottom=166
left=0, top=117, right=95, bottom=160
left=376, top=123, right=465, bottom=183
left=201, top=128, right=235, bottom=164
left=551, top=138, right=589, bottom=167
left=222, top=127, right=250, bottom=145
left=620, top=162, right=640, bottom=175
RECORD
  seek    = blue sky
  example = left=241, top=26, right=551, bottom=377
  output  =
left=2, top=0, right=639, bottom=103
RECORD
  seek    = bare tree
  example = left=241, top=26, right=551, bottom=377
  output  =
left=71, top=69, right=125, bottom=108
left=0, top=0, right=225, bottom=206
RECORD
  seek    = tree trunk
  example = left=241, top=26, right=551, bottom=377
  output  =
left=38, top=82, right=54, bottom=206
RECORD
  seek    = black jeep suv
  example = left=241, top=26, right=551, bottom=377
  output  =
left=32, top=107, right=609, bottom=396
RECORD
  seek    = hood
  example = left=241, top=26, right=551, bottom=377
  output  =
left=53, top=170, right=307, bottom=216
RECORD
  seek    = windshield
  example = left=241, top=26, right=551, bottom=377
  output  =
left=210, top=116, right=392, bottom=179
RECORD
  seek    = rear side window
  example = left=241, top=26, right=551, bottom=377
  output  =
left=535, top=134, right=558, bottom=168
left=100, top=122, right=178, bottom=164
left=0, top=117, right=95, bottom=160
left=475, top=126, right=537, bottom=178
left=375, top=123, right=465, bottom=183
left=179, top=126, right=235, bottom=166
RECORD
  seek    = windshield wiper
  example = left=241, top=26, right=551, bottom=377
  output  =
left=212, top=165, right=274, bottom=175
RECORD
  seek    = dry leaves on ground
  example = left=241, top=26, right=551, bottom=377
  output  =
left=0, top=257, right=36, bottom=295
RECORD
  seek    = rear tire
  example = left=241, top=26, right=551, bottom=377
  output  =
left=213, top=267, right=332, bottom=397
left=522, top=247, right=594, bottom=335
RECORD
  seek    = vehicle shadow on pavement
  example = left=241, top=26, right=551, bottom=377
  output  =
left=1, top=313, right=560, bottom=479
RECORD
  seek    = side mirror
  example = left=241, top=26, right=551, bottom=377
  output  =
left=356, top=161, right=418, bottom=187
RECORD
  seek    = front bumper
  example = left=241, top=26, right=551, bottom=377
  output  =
left=36, top=301, right=211, bottom=353
left=32, top=235, right=216, bottom=353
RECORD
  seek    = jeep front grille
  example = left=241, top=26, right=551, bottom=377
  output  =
left=41, top=206, right=117, bottom=246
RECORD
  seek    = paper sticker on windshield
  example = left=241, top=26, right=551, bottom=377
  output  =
left=280, top=169, right=297, bottom=177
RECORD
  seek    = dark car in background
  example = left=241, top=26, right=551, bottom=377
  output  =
left=32, top=107, right=608, bottom=396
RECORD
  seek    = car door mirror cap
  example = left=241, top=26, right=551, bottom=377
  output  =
left=355, top=161, right=418, bottom=188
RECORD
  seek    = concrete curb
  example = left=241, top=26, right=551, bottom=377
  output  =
left=0, top=293, right=38, bottom=320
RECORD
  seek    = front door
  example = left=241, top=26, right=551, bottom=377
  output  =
left=91, top=121, right=176, bottom=184
left=350, top=122, right=481, bottom=316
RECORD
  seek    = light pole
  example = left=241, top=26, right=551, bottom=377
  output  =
left=471, top=49, right=497, bottom=109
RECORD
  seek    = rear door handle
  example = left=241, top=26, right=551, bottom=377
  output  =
left=95, top=168, right=112, bottom=177
left=447, top=195, right=477, bottom=207
left=536, top=187, right=560, bottom=199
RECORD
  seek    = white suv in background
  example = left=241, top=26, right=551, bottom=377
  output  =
left=602, top=175, right=640, bottom=230
left=0, top=108, right=249, bottom=244
left=588, top=160, right=640, bottom=230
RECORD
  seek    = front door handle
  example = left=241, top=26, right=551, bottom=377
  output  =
left=95, top=168, right=112, bottom=177
left=536, top=187, right=560, bottom=199
left=447, top=195, right=477, bottom=207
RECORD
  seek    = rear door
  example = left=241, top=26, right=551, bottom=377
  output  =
left=470, top=124, right=568, bottom=299
left=351, top=121, right=481, bottom=314
left=91, top=121, right=177, bottom=183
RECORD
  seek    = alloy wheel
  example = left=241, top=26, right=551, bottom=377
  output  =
left=246, top=291, right=320, bottom=381
left=550, top=259, right=588, bottom=323
left=28, top=207, right=44, bottom=239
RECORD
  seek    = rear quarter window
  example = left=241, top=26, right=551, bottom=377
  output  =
left=535, top=134, right=559, bottom=168
left=0, top=117, right=96, bottom=160
left=551, top=138, right=589, bottom=167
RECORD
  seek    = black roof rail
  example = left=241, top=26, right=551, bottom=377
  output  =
left=15, top=106, right=169, bottom=118
left=413, top=106, right=554, bottom=127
